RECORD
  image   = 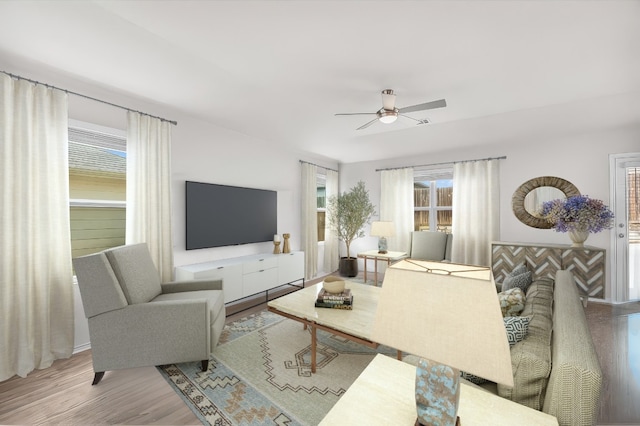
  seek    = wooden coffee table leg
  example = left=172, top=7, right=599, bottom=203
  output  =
left=397, top=350, right=402, bottom=360
left=311, top=323, right=317, bottom=373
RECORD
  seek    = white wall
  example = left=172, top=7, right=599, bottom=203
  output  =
left=1, top=61, right=338, bottom=351
left=340, top=97, right=640, bottom=301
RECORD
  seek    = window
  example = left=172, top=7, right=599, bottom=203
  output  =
left=414, top=168, right=453, bottom=233
left=68, top=121, right=127, bottom=258
left=317, top=173, right=326, bottom=242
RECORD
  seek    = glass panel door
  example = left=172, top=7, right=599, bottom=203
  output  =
left=627, top=166, right=640, bottom=300
left=612, top=153, right=640, bottom=302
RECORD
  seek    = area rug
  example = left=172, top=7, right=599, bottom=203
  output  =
left=158, top=310, right=397, bottom=426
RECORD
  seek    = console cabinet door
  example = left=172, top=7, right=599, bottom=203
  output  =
left=278, top=252, right=304, bottom=285
left=216, top=264, right=243, bottom=303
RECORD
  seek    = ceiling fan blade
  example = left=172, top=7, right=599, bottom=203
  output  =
left=399, top=114, right=430, bottom=125
left=399, top=114, right=422, bottom=123
left=335, top=112, right=377, bottom=116
left=356, top=118, right=379, bottom=130
left=398, top=99, right=447, bottom=114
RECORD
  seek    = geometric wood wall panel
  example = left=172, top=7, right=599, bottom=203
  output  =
left=492, top=242, right=606, bottom=299
left=492, top=244, right=526, bottom=284
left=525, top=247, right=562, bottom=281
left=561, top=248, right=606, bottom=299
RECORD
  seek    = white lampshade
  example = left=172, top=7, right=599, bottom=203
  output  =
left=371, top=259, right=514, bottom=388
left=370, top=221, right=395, bottom=237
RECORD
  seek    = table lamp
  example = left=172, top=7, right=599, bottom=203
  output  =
left=372, top=259, right=514, bottom=426
left=370, top=221, right=395, bottom=254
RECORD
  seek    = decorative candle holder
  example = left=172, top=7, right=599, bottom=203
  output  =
left=282, top=233, right=291, bottom=253
left=273, top=241, right=281, bottom=254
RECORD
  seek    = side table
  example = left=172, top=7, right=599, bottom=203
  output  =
left=319, top=354, right=559, bottom=426
left=357, top=250, right=407, bottom=286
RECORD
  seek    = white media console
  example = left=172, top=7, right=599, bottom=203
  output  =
left=174, top=251, right=305, bottom=304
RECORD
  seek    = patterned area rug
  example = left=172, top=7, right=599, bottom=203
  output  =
left=158, top=310, right=396, bottom=425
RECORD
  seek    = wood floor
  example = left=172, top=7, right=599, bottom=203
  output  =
left=1, top=276, right=639, bottom=425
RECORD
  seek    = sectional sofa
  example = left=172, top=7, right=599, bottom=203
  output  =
left=485, top=244, right=603, bottom=426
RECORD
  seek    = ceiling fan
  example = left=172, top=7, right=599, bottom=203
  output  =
left=335, top=89, right=447, bottom=130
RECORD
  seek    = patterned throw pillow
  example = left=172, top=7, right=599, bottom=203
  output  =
left=503, top=315, right=531, bottom=346
left=498, top=287, right=526, bottom=317
left=511, top=263, right=528, bottom=276
left=461, top=314, right=531, bottom=385
left=461, top=371, right=487, bottom=385
left=502, top=270, right=532, bottom=293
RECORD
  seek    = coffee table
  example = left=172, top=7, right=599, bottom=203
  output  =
left=267, top=281, right=401, bottom=373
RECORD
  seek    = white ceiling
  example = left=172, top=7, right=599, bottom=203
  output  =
left=0, top=0, right=639, bottom=163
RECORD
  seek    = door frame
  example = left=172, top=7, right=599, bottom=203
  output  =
left=609, top=152, right=640, bottom=303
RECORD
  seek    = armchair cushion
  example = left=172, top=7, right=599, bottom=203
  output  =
left=161, top=279, right=223, bottom=293
left=410, top=231, right=449, bottom=261
left=73, top=252, right=128, bottom=318
left=89, top=299, right=211, bottom=371
left=105, top=243, right=162, bottom=304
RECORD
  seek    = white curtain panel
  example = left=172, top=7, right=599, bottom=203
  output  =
left=323, top=169, right=339, bottom=273
left=301, top=162, right=318, bottom=279
left=380, top=167, right=415, bottom=253
left=0, top=74, right=74, bottom=380
left=452, top=159, right=500, bottom=266
left=126, top=112, right=174, bottom=282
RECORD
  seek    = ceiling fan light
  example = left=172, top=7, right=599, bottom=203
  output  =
left=379, top=115, right=398, bottom=124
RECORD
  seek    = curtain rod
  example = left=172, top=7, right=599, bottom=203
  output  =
left=299, top=160, right=339, bottom=173
left=1, top=70, right=177, bottom=126
left=375, top=155, right=507, bottom=172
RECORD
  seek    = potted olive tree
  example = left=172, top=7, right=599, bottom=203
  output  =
left=326, top=181, right=376, bottom=277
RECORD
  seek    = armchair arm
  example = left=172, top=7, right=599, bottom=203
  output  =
left=161, top=279, right=223, bottom=293
left=88, top=299, right=211, bottom=372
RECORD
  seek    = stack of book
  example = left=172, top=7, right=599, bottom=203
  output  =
left=315, top=288, right=353, bottom=310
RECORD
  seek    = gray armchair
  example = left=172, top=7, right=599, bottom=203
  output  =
left=409, top=231, right=453, bottom=261
left=73, top=243, right=225, bottom=385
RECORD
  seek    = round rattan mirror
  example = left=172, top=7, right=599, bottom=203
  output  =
left=512, top=176, right=580, bottom=229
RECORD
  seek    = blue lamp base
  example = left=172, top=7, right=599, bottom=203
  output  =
left=378, top=236, right=388, bottom=254
left=415, top=358, right=461, bottom=426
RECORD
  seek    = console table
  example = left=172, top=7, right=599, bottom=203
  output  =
left=357, top=250, right=407, bottom=286
left=491, top=241, right=606, bottom=300
left=319, top=354, right=558, bottom=425
left=175, top=251, right=304, bottom=304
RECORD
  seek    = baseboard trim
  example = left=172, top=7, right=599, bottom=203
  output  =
left=73, top=343, right=91, bottom=354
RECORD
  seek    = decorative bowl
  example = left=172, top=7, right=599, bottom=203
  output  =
left=323, top=276, right=346, bottom=294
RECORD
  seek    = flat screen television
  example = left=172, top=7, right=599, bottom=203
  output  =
left=185, top=181, right=277, bottom=250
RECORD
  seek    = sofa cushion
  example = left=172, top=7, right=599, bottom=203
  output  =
left=522, top=279, right=554, bottom=344
left=498, top=278, right=554, bottom=411
left=460, top=315, right=530, bottom=385
left=498, top=287, right=526, bottom=317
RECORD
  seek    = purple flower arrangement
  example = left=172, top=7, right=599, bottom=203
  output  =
left=540, top=195, right=614, bottom=233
